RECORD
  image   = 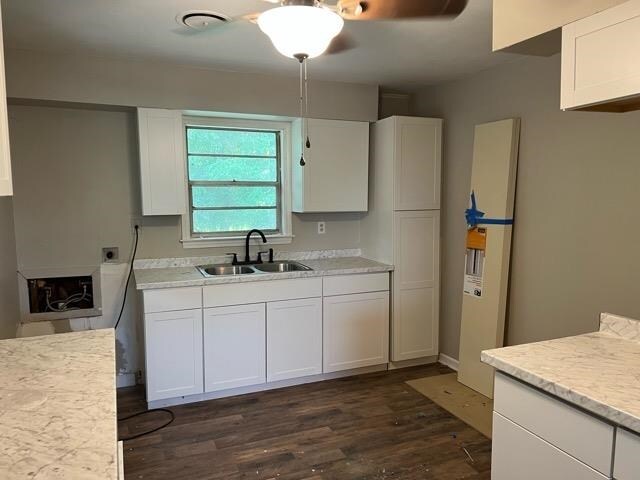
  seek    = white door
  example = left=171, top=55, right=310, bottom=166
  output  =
left=266, top=298, right=322, bottom=382
left=392, top=210, right=440, bottom=361
left=144, top=309, right=203, bottom=402
left=393, top=117, right=442, bottom=211
left=492, top=413, right=608, bottom=480
left=323, top=291, right=389, bottom=373
left=203, top=303, right=266, bottom=392
left=0, top=5, right=12, bottom=197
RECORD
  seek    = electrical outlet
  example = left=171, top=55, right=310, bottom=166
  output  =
left=102, top=247, right=119, bottom=263
left=317, top=222, right=326, bottom=234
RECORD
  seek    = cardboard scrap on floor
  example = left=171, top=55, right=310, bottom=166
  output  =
left=407, top=373, right=493, bottom=438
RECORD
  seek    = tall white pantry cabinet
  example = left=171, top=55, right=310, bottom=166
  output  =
left=361, top=116, right=442, bottom=362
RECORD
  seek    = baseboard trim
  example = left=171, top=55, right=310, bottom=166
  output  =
left=116, top=372, right=137, bottom=388
left=388, top=355, right=439, bottom=370
left=438, top=353, right=459, bottom=371
left=147, top=363, right=389, bottom=408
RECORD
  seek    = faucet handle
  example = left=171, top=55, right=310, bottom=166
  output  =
left=225, top=253, right=238, bottom=265
left=256, top=251, right=269, bottom=264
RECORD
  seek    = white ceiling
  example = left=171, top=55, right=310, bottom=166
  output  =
left=1, top=0, right=517, bottom=89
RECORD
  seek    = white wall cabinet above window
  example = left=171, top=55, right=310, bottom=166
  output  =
left=292, top=118, right=369, bottom=213
left=561, top=0, right=640, bottom=112
left=137, top=108, right=187, bottom=215
left=0, top=5, right=13, bottom=197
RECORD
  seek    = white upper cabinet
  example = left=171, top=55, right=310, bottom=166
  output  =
left=0, top=5, right=13, bottom=197
left=137, top=108, right=186, bottom=215
left=292, top=118, right=369, bottom=213
left=392, top=116, right=442, bottom=211
left=561, top=0, right=640, bottom=112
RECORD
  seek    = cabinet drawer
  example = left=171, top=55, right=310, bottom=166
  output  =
left=614, top=428, right=640, bottom=480
left=494, top=373, right=614, bottom=475
left=203, top=278, right=322, bottom=308
left=323, top=273, right=389, bottom=296
left=492, top=412, right=608, bottom=480
left=143, top=286, right=202, bottom=313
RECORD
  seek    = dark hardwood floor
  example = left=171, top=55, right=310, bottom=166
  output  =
left=117, top=364, right=491, bottom=480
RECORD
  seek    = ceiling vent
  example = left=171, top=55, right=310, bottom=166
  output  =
left=177, top=11, right=231, bottom=30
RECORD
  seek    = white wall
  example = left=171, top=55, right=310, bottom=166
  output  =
left=414, top=54, right=640, bottom=359
left=0, top=197, right=18, bottom=339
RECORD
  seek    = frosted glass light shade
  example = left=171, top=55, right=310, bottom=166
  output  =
left=258, top=6, right=344, bottom=59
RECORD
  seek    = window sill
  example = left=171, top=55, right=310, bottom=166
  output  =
left=181, top=234, right=294, bottom=249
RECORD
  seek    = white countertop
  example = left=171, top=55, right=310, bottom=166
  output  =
left=482, top=313, right=640, bottom=434
left=134, top=255, right=394, bottom=290
left=0, top=329, right=118, bottom=479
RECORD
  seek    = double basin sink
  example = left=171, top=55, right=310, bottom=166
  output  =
left=197, top=261, right=312, bottom=277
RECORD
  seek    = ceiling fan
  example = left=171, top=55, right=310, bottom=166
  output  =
left=178, top=0, right=467, bottom=166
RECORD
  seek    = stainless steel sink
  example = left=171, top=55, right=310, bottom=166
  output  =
left=253, top=261, right=312, bottom=273
left=197, top=261, right=312, bottom=277
left=198, top=265, right=256, bottom=276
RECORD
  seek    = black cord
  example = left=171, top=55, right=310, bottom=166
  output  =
left=114, top=225, right=139, bottom=330
left=118, top=408, right=175, bottom=441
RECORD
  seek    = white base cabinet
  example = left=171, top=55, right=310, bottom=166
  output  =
left=489, top=372, right=640, bottom=480
left=267, top=298, right=322, bottom=382
left=323, top=291, right=389, bottom=373
left=203, top=304, right=266, bottom=392
left=492, top=412, right=608, bottom=480
left=142, top=273, right=390, bottom=405
left=144, top=309, right=203, bottom=402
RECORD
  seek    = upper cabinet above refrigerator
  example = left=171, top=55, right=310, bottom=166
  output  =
left=0, top=4, right=13, bottom=197
left=292, top=118, right=369, bottom=213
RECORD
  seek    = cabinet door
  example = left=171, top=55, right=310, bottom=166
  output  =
left=203, top=304, right=266, bottom=392
left=267, top=298, right=322, bottom=382
left=614, top=428, right=640, bottom=480
left=392, top=210, right=440, bottom=361
left=137, top=108, right=186, bottom=215
left=561, top=1, right=640, bottom=111
left=292, top=118, right=369, bottom=213
left=144, top=309, right=203, bottom=402
left=323, top=291, right=389, bottom=373
left=0, top=5, right=12, bottom=197
left=393, top=117, right=441, bottom=211
left=492, top=413, right=608, bottom=480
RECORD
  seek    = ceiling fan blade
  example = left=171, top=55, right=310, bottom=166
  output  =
left=325, top=31, right=357, bottom=55
left=338, top=0, right=468, bottom=20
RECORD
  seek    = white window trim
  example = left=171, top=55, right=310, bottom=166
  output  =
left=180, top=115, right=293, bottom=249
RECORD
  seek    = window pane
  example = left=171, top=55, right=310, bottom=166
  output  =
left=188, top=156, right=277, bottom=182
left=193, top=209, right=277, bottom=233
left=187, top=128, right=277, bottom=156
left=192, top=186, right=276, bottom=208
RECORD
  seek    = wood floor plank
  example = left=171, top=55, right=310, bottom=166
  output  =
left=118, top=365, right=491, bottom=479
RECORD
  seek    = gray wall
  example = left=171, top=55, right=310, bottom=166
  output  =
left=0, top=197, right=18, bottom=339
left=414, top=54, right=640, bottom=359
left=5, top=49, right=378, bottom=122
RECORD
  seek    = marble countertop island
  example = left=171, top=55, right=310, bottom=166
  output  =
left=0, top=329, right=118, bottom=479
left=482, top=313, right=640, bottom=434
left=134, top=249, right=394, bottom=290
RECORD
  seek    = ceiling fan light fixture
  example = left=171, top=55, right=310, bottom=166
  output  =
left=257, top=6, right=344, bottom=59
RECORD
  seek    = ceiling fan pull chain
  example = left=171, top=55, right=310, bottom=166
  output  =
left=298, top=56, right=306, bottom=166
left=304, top=58, right=311, bottom=149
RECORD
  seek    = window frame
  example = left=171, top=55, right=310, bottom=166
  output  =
left=180, top=116, right=293, bottom=248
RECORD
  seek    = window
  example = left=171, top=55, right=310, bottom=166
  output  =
left=181, top=117, right=292, bottom=247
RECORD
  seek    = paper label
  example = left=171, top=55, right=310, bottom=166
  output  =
left=463, top=227, right=486, bottom=298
